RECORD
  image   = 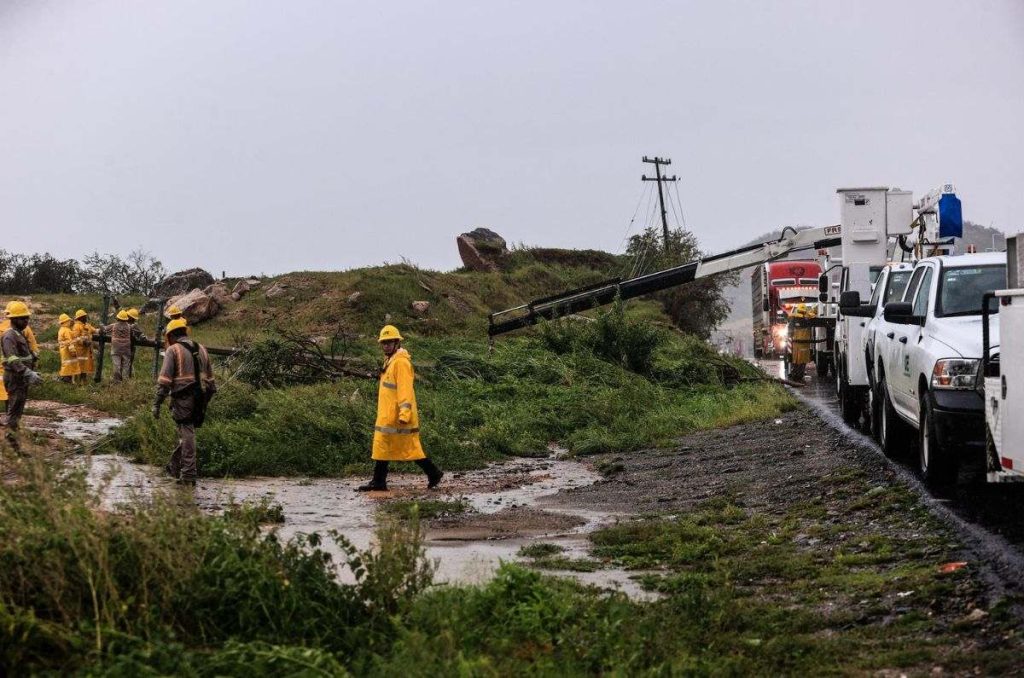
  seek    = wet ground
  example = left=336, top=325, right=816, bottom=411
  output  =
left=17, top=388, right=1024, bottom=607
left=77, top=440, right=655, bottom=598
left=768, top=360, right=1024, bottom=585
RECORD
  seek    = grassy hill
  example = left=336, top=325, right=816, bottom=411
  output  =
left=15, top=247, right=794, bottom=478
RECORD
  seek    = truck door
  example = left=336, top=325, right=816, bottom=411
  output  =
left=864, top=269, right=887, bottom=368
left=893, top=266, right=933, bottom=419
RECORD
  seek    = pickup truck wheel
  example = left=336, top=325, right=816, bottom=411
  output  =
left=919, top=396, right=958, bottom=486
left=868, top=379, right=883, bottom=443
left=837, top=369, right=860, bottom=425
left=815, top=353, right=830, bottom=378
left=834, top=355, right=843, bottom=399
left=878, top=376, right=909, bottom=458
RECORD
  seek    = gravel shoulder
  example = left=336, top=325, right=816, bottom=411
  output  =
left=557, top=406, right=1024, bottom=674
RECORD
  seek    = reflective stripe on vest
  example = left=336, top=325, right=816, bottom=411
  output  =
left=374, top=425, right=420, bottom=435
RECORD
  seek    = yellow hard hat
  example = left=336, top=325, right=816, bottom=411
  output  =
left=75, top=309, right=88, bottom=320
left=127, top=308, right=140, bottom=320
left=116, top=310, right=130, bottom=321
left=5, top=301, right=31, bottom=319
left=59, top=313, right=72, bottom=324
left=166, top=305, right=182, bottom=318
left=165, top=318, right=189, bottom=336
left=378, top=325, right=403, bottom=342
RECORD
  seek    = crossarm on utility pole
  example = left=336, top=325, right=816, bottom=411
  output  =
left=487, top=224, right=842, bottom=337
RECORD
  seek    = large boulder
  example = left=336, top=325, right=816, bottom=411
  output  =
left=265, top=282, right=289, bottom=299
left=231, top=278, right=261, bottom=299
left=164, top=288, right=221, bottom=325
left=457, top=228, right=508, bottom=272
left=204, top=282, right=233, bottom=307
left=153, top=268, right=215, bottom=298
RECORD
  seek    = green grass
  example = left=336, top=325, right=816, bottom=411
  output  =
left=23, top=260, right=796, bottom=482
left=105, top=334, right=794, bottom=477
left=2, top=439, right=1019, bottom=675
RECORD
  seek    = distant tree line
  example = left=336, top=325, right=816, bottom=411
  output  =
left=0, top=248, right=166, bottom=296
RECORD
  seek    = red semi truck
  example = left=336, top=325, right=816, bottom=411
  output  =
left=751, top=260, right=823, bottom=359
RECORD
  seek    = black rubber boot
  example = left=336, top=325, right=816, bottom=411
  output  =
left=415, top=458, right=444, bottom=489
left=356, top=461, right=389, bottom=492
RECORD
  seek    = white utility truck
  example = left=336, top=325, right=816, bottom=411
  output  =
left=872, top=252, right=1006, bottom=485
left=832, top=187, right=914, bottom=427
left=982, top=234, right=1024, bottom=482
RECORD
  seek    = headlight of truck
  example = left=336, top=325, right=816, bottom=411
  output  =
left=931, top=359, right=980, bottom=390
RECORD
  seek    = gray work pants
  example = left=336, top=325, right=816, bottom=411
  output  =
left=168, top=422, right=197, bottom=481
left=111, top=354, right=130, bottom=382
left=2, top=375, right=27, bottom=430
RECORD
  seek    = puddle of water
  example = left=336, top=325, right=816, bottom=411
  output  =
left=20, top=400, right=121, bottom=443
left=81, top=453, right=654, bottom=598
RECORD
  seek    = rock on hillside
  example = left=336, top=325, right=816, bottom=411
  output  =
left=457, top=228, right=508, bottom=272
left=153, top=268, right=215, bottom=297
left=165, top=288, right=221, bottom=325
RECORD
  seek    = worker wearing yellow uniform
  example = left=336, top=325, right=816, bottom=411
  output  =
left=1, top=301, right=40, bottom=410
left=72, top=309, right=96, bottom=383
left=166, top=305, right=183, bottom=321
left=57, top=313, right=79, bottom=383
left=357, top=325, right=443, bottom=491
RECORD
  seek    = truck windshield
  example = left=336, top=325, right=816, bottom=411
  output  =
left=936, top=265, right=1007, bottom=317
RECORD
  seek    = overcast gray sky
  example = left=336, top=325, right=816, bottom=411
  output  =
left=2, top=1, right=1022, bottom=276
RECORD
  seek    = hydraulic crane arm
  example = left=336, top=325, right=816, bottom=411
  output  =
left=488, top=224, right=842, bottom=337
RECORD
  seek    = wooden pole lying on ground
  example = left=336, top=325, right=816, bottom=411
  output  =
left=152, top=299, right=166, bottom=379
left=93, top=295, right=110, bottom=383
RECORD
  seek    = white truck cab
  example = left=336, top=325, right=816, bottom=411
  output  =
left=873, top=252, right=1007, bottom=485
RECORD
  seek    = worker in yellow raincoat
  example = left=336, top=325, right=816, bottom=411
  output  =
left=72, top=309, right=96, bottom=383
left=1, top=301, right=40, bottom=412
left=57, top=313, right=80, bottom=382
left=357, top=325, right=443, bottom=491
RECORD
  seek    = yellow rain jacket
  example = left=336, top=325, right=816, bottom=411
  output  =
left=58, top=322, right=80, bottom=378
left=73, top=320, right=96, bottom=375
left=0, top=321, right=38, bottom=401
left=372, top=348, right=425, bottom=461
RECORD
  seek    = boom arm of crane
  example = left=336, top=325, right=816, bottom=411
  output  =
left=488, top=224, right=843, bottom=337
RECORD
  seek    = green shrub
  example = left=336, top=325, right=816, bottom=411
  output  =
left=0, top=452, right=435, bottom=673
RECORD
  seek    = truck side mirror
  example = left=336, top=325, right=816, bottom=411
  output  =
left=883, top=302, right=914, bottom=324
left=838, top=291, right=861, bottom=312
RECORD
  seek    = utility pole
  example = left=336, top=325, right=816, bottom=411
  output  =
left=641, top=156, right=679, bottom=252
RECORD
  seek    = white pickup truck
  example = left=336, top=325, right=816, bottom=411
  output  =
left=869, top=252, right=1007, bottom=485
left=835, top=263, right=914, bottom=428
